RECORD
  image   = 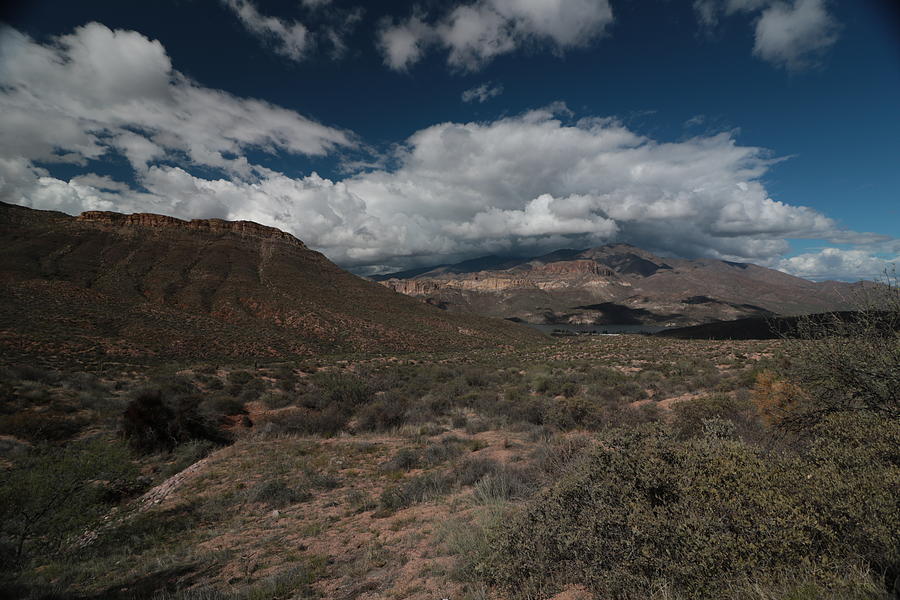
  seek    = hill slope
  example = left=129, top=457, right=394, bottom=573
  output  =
left=0, top=203, right=540, bottom=366
left=375, top=244, right=864, bottom=326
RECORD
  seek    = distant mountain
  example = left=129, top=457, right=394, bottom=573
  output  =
left=0, top=203, right=540, bottom=367
left=375, top=244, right=865, bottom=326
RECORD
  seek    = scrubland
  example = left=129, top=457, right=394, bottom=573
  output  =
left=1, top=318, right=897, bottom=599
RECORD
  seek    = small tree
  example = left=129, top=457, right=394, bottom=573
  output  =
left=770, top=271, right=899, bottom=430
left=0, top=438, right=136, bottom=568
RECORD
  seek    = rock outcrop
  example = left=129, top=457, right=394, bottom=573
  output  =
left=77, top=211, right=307, bottom=247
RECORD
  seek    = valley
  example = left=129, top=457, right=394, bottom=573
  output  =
left=1, top=208, right=897, bottom=600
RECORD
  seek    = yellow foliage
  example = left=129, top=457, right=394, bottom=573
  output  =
left=751, top=370, right=809, bottom=426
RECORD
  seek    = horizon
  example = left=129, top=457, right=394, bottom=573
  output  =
left=1, top=0, right=898, bottom=281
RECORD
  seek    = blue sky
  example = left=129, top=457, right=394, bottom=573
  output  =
left=1, top=0, right=898, bottom=280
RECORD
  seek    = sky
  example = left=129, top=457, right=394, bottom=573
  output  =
left=0, top=0, right=898, bottom=281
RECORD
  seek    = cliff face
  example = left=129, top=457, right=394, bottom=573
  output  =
left=0, top=202, right=541, bottom=365
left=375, top=246, right=861, bottom=326
left=77, top=211, right=307, bottom=248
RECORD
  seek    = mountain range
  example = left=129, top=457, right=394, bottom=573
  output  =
left=0, top=202, right=539, bottom=367
left=373, top=244, right=864, bottom=327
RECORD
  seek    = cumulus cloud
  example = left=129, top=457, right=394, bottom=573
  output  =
left=377, top=0, right=613, bottom=71
left=462, top=81, right=504, bottom=103
left=2, top=23, right=890, bottom=281
left=753, top=0, right=838, bottom=69
left=694, top=0, right=838, bottom=69
left=777, top=248, right=899, bottom=281
left=0, top=23, right=353, bottom=176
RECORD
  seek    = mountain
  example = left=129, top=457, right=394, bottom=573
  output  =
left=375, top=243, right=865, bottom=326
left=0, top=202, right=540, bottom=367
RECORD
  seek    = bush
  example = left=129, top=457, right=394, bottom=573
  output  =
left=377, top=470, right=455, bottom=514
left=381, top=447, right=421, bottom=472
left=670, top=393, right=751, bottom=438
left=246, top=479, right=311, bottom=508
left=122, top=388, right=231, bottom=453
left=259, top=406, right=349, bottom=437
left=355, top=396, right=408, bottom=432
left=0, top=438, right=137, bottom=566
left=772, top=279, right=899, bottom=430
left=0, top=412, right=87, bottom=443
left=484, top=424, right=899, bottom=598
left=472, top=465, right=538, bottom=504
left=227, top=371, right=255, bottom=386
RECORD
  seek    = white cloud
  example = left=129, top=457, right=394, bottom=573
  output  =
left=221, top=0, right=362, bottom=61
left=377, top=14, right=433, bottom=71
left=753, top=0, right=838, bottom=69
left=694, top=0, right=838, bottom=69
left=1, top=23, right=890, bottom=282
left=777, top=248, right=899, bottom=281
left=462, top=81, right=504, bottom=103
left=377, top=0, right=613, bottom=71
left=222, top=0, right=309, bottom=61
left=0, top=23, right=353, bottom=176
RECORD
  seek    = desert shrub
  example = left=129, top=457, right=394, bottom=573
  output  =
left=773, top=280, right=899, bottom=430
left=227, top=371, right=255, bottom=386
left=381, top=447, right=421, bottom=471
left=246, top=479, right=311, bottom=508
left=472, top=464, right=538, bottom=504
left=377, top=470, right=455, bottom=514
left=463, top=417, right=490, bottom=434
left=533, top=374, right=579, bottom=398
left=0, top=438, right=137, bottom=566
left=531, top=434, right=592, bottom=475
left=308, top=373, right=373, bottom=411
left=451, top=411, right=468, bottom=429
left=423, top=437, right=466, bottom=465
left=355, top=395, right=408, bottom=432
left=671, top=393, right=751, bottom=438
left=456, top=457, right=501, bottom=486
left=122, top=388, right=231, bottom=453
left=494, top=390, right=547, bottom=426
left=6, top=365, right=57, bottom=384
left=261, top=405, right=350, bottom=437
left=201, top=395, right=247, bottom=417
left=544, top=396, right=603, bottom=430
left=260, top=392, right=293, bottom=409
left=483, top=424, right=899, bottom=598
left=63, top=372, right=105, bottom=393
left=0, top=412, right=88, bottom=443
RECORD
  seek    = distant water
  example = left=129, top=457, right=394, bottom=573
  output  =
left=524, top=323, right=668, bottom=335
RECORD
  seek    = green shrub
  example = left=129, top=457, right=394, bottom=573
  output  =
left=671, top=393, right=751, bottom=438
left=472, top=465, right=538, bottom=504
left=227, top=371, right=255, bottom=386
left=381, top=447, right=421, bottom=472
left=0, top=438, right=137, bottom=566
left=484, top=424, right=899, bottom=598
left=122, top=388, right=231, bottom=453
left=774, top=279, right=899, bottom=430
left=377, top=470, right=455, bottom=514
left=355, top=395, right=408, bottom=431
left=246, top=479, right=311, bottom=508
left=0, top=412, right=88, bottom=443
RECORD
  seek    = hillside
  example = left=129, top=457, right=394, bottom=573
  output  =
left=0, top=202, right=540, bottom=366
left=374, top=244, right=864, bottom=326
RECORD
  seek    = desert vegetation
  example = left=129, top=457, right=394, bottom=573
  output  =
left=0, top=286, right=897, bottom=599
